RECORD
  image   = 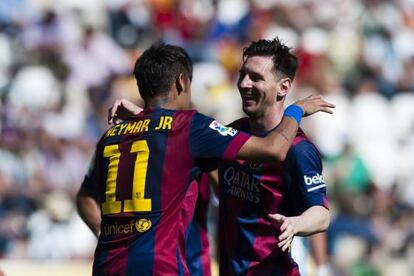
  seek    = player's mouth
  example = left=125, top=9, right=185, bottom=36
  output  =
left=241, top=94, right=257, bottom=105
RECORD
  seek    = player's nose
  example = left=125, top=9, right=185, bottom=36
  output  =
left=238, top=74, right=252, bottom=89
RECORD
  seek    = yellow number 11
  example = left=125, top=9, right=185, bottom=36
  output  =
left=101, top=140, right=152, bottom=215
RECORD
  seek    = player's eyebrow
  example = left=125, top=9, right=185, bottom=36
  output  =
left=239, top=67, right=264, bottom=80
left=250, top=71, right=264, bottom=80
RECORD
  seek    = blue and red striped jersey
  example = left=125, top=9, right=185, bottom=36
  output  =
left=82, top=107, right=250, bottom=276
left=218, top=118, right=328, bottom=276
left=185, top=173, right=211, bottom=276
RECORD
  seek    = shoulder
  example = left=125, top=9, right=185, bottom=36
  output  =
left=176, top=109, right=198, bottom=116
left=159, top=108, right=197, bottom=119
left=289, top=133, right=322, bottom=164
left=164, top=109, right=199, bottom=127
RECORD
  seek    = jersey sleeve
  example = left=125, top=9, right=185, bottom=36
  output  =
left=189, top=113, right=250, bottom=161
left=284, top=140, right=329, bottom=211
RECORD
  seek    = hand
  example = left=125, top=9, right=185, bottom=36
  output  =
left=268, top=213, right=297, bottom=252
left=293, top=95, right=335, bottom=117
left=108, top=99, right=142, bottom=124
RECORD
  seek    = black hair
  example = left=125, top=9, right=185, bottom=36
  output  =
left=134, top=43, right=193, bottom=101
left=242, top=38, right=298, bottom=80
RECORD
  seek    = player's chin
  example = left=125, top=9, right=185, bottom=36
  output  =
left=242, top=100, right=257, bottom=110
left=242, top=106, right=259, bottom=117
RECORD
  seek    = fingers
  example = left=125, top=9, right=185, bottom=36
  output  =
left=320, top=107, right=334, bottom=114
left=108, top=100, right=122, bottom=125
left=269, top=213, right=295, bottom=252
left=305, top=96, right=336, bottom=116
left=278, top=235, right=293, bottom=251
left=108, top=108, right=117, bottom=125
left=323, top=101, right=336, bottom=108
left=307, top=94, right=322, bottom=100
left=268, top=213, right=284, bottom=222
left=268, top=213, right=284, bottom=227
left=277, top=222, right=295, bottom=251
left=317, top=100, right=335, bottom=114
left=108, top=99, right=142, bottom=125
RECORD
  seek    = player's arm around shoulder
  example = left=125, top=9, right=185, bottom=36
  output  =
left=236, top=95, right=335, bottom=163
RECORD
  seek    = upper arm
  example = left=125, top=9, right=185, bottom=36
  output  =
left=79, top=148, right=100, bottom=200
left=189, top=113, right=250, bottom=160
left=236, top=116, right=300, bottom=162
left=286, top=141, right=329, bottom=210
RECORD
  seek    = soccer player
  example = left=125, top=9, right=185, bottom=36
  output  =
left=108, top=39, right=331, bottom=275
left=77, top=43, right=334, bottom=276
left=215, top=38, right=330, bottom=275
left=108, top=106, right=215, bottom=276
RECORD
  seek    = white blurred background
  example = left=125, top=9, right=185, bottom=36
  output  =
left=0, top=0, right=414, bottom=275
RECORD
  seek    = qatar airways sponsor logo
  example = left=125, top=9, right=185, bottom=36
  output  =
left=303, top=173, right=326, bottom=192
left=223, top=166, right=261, bottom=203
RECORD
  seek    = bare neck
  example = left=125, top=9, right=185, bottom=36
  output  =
left=145, top=93, right=180, bottom=110
left=249, top=104, right=284, bottom=135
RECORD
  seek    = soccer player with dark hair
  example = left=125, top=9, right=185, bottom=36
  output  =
left=77, top=43, right=334, bottom=276
left=214, top=38, right=330, bottom=275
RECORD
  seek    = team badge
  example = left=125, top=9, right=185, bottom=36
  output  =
left=209, top=121, right=238, bottom=136
left=135, top=218, right=152, bottom=233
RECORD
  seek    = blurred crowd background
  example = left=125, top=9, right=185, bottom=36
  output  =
left=0, top=0, right=414, bottom=275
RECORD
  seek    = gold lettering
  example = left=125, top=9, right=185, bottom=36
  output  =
left=141, top=119, right=150, bottom=132
left=130, top=220, right=134, bottom=233
left=124, top=122, right=136, bottom=134
left=133, top=121, right=143, bottom=133
left=155, top=117, right=164, bottom=130
left=105, top=129, right=112, bottom=138
left=124, top=223, right=130, bottom=233
left=162, top=116, right=173, bottom=130
left=117, top=123, right=127, bottom=135
left=109, top=125, right=120, bottom=137
left=118, top=224, right=124, bottom=233
left=109, top=224, right=116, bottom=235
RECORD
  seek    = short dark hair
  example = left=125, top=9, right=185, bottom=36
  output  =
left=242, top=38, right=298, bottom=80
left=134, top=43, right=193, bottom=101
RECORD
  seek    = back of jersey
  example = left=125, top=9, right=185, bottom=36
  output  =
left=84, top=107, right=250, bottom=276
left=91, top=107, right=197, bottom=276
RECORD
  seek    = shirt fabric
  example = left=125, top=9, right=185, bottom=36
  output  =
left=185, top=173, right=211, bottom=276
left=82, top=107, right=250, bottom=276
left=218, top=117, right=328, bottom=276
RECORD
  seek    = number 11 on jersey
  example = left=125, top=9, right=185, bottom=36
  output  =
left=102, top=140, right=152, bottom=215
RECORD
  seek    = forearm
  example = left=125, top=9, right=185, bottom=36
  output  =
left=267, top=116, right=299, bottom=161
left=310, top=232, right=328, bottom=266
left=291, top=206, right=330, bottom=236
left=237, top=116, right=299, bottom=162
left=76, top=188, right=101, bottom=237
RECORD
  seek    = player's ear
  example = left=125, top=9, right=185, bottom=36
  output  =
left=176, top=73, right=188, bottom=95
left=277, top=78, right=291, bottom=97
